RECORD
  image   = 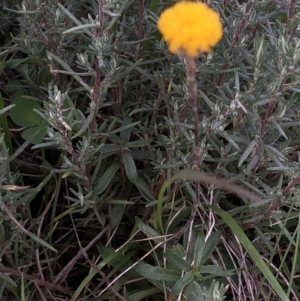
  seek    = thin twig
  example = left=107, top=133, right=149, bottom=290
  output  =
left=0, top=265, right=71, bottom=295
left=53, top=225, right=109, bottom=284
left=97, top=234, right=176, bottom=297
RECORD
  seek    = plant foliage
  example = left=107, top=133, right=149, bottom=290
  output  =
left=0, top=0, right=300, bottom=300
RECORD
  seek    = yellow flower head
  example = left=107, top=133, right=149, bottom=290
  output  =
left=157, top=1, right=223, bottom=57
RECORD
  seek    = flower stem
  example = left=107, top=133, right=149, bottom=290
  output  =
left=173, top=55, right=202, bottom=244
left=186, top=55, right=201, bottom=170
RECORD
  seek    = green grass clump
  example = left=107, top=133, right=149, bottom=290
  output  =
left=0, top=0, right=300, bottom=300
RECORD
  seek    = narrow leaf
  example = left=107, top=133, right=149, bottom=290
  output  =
left=47, top=52, right=91, bottom=91
left=0, top=272, right=17, bottom=288
left=171, top=271, right=194, bottom=297
left=110, top=204, right=124, bottom=230
left=211, top=205, right=289, bottom=301
left=135, top=217, right=163, bottom=243
left=0, top=104, right=15, bottom=116
left=164, top=249, right=191, bottom=272
left=120, top=117, right=133, bottom=144
left=122, top=151, right=138, bottom=181
left=93, top=162, right=121, bottom=195
left=238, top=140, right=258, bottom=167
left=26, top=231, right=57, bottom=252
left=134, top=261, right=181, bottom=282
left=132, top=177, right=156, bottom=203
left=63, top=23, right=100, bottom=35
left=200, top=265, right=233, bottom=277
left=200, top=231, right=221, bottom=266
left=193, top=233, right=205, bottom=270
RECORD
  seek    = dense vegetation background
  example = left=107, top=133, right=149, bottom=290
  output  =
left=0, top=0, right=300, bottom=300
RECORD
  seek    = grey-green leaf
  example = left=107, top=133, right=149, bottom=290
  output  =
left=171, top=271, right=194, bottom=297
left=238, top=140, right=258, bottom=167
left=134, top=261, right=181, bottom=282
left=200, top=265, right=233, bottom=277
left=135, top=217, right=163, bottom=243
left=193, top=233, right=205, bottom=270
left=199, top=231, right=221, bottom=266
left=122, top=151, right=138, bottom=181
left=93, top=162, right=121, bottom=195
left=164, top=249, right=191, bottom=272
